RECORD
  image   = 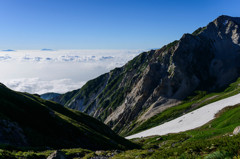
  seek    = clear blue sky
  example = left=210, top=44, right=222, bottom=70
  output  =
left=0, top=0, right=239, bottom=50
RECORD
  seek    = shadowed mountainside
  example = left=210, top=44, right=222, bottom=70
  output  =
left=0, top=83, right=136, bottom=150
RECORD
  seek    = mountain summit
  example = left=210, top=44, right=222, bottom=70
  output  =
left=53, top=15, right=240, bottom=135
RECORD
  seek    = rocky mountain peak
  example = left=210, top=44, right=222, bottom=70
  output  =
left=200, top=15, right=240, bottom=43
left=53, top=15, right=240, bottom=135
left=213, top=15, right=240, bottom=26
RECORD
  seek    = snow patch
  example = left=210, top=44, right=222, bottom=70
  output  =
left=126, top=93, right=240, bottom=139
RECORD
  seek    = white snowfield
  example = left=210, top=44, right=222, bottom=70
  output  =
left=126, top=93, right=240, bottom=139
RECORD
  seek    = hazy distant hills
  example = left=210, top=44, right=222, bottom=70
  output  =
left=41, top=92, right=61, bottom=100
left=41, top=48, right=54, bottom=51
left=52, top=15, right=240, bottom=135
left=2, top=49, right=15, bottom=51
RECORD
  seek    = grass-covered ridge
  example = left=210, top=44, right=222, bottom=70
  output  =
left=192, top=26, right=207, bottom=36
left=0, top=83, right=137, bottom=150
left=124, top=77, right=240, bottom=136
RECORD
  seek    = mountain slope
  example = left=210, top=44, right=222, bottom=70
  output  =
left=2, top=94, right=240, bottom=158
left=126, top=77, right=240, bottom=136
left=53, top=15, right=240, bottom=135
left=0, top=83, right=136, bottom=150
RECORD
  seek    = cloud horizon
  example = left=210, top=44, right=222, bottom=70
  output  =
left=0, top=49, right=142, bottom=94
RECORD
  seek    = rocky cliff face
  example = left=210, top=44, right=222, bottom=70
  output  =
left=53, top=15, right=240, bottom=135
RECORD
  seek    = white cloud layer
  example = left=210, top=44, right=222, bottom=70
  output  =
left=0, top=49, right=142, bottom=94
left=4, top=78, right=86, bottom=94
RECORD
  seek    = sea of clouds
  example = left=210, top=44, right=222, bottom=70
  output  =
left=0, top=49, right=142, bottom=94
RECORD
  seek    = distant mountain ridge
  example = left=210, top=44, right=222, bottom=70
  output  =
left=41, top=92, right=61, bottom=100
left=52, top=15, right=240, bottom=135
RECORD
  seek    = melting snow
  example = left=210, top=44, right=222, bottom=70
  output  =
left=126, top=93, right=240, bottom=139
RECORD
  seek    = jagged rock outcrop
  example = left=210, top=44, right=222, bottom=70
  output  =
left=53, top=15, right=240, bottom=135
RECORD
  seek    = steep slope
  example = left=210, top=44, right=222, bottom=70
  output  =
left=0, top=83, right=136, bottom=150
left=53, top=15, right=240, bottom=135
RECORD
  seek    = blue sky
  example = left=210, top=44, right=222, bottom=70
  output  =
left=0, top=0, right=239, bottom=50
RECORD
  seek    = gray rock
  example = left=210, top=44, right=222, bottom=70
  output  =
left=47, top=151, right=66, bottom=159
left=233, top=126, right=240, bottom=135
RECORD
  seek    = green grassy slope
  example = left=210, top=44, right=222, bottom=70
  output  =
left=113, top=103, right=240, bottom=158
left=0, top=84, right=136, bottom=151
